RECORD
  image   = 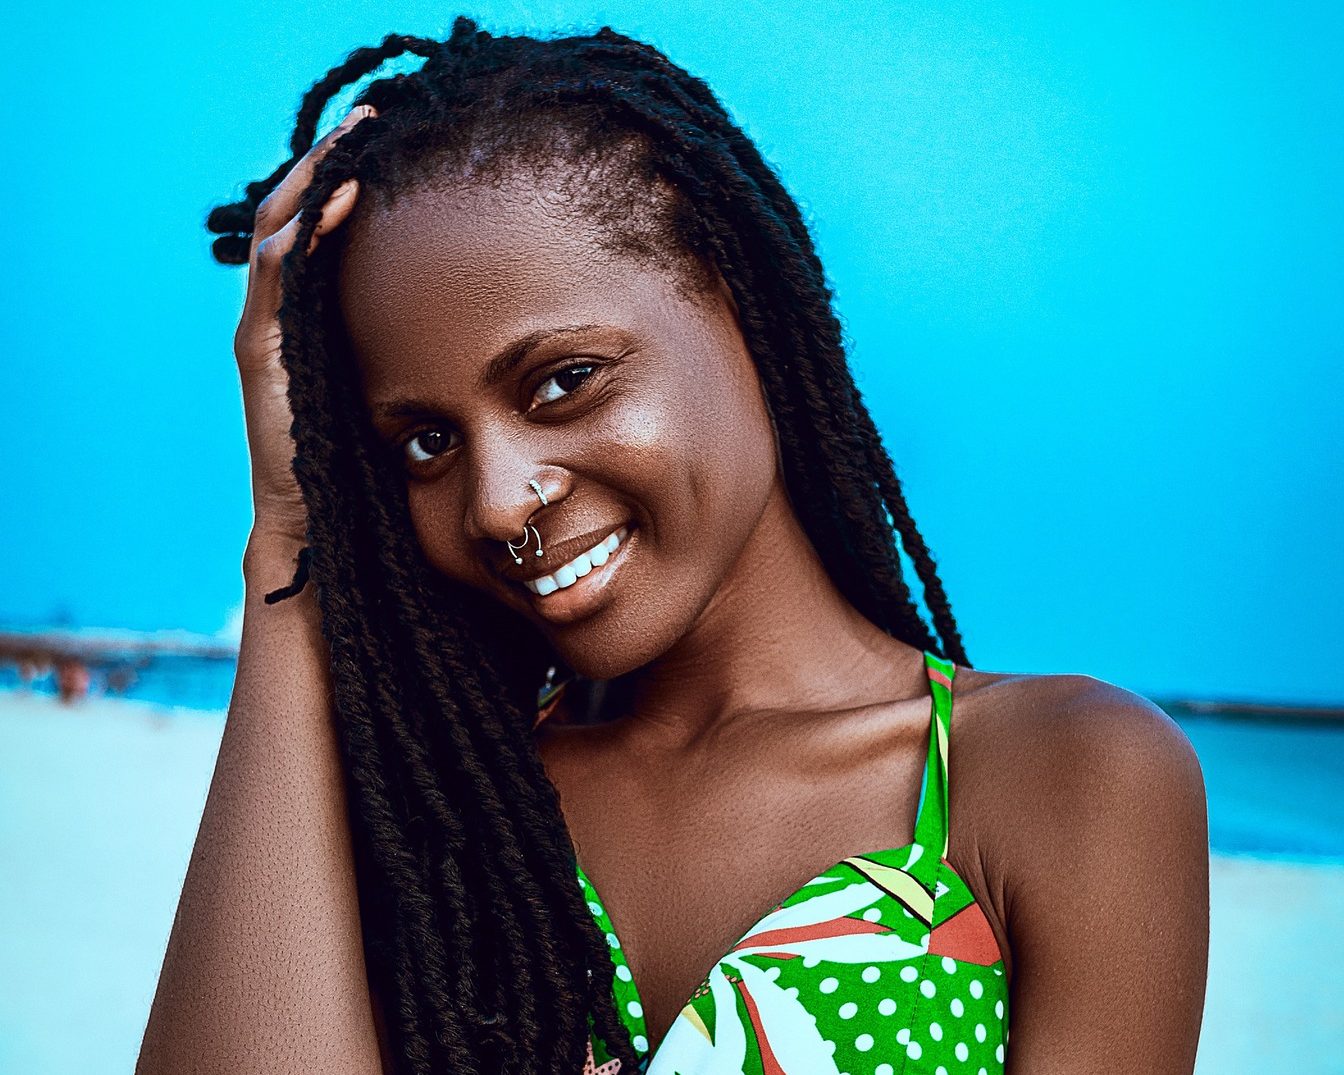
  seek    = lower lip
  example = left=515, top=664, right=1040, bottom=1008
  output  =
left=519, top=526, right=636, bottom=625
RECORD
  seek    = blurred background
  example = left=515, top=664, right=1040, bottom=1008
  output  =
left=2, top=0, right=1340, bottom=1071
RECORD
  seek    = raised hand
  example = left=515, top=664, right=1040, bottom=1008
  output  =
left=233, top=105, right=375, bottom=546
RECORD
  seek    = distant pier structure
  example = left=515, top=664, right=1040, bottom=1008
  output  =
left=0, top=628, right=239, bottom=710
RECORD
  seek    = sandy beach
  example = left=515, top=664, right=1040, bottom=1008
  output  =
left=1, top=689, right=1340, bottom=1073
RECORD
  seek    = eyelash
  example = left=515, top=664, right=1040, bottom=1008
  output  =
left=399, top=362, right=599, bottom=467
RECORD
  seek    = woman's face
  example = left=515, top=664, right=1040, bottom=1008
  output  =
left=338, top=170, right=781, bottom=680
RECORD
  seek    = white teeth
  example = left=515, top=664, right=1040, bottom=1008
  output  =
left=523, top=526, right=627, bottom=596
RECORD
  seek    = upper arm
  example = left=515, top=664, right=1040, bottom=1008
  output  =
left=1000, top=677, right=1210, bottom=1074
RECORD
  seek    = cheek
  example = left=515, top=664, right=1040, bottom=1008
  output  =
left=570, top=381, right=687, bottom=521
left=406, top=486, right=478, bottom=584
left=683, top=350, right=778, bottom=509
left=593, top=356, right=775, bottom=543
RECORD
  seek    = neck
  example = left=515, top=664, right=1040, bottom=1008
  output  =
left=613, top=483, right=926, bottom=748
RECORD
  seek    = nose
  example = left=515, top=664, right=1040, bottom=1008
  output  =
left=460, top=435, right=563, bottom=547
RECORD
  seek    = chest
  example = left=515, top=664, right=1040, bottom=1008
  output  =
left=583, top=831, right=848, bottom=1050
left=546, top=725, right=931, bottom=1052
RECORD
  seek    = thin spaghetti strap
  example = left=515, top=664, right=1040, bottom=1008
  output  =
left=909, top=649, right=957, bottom=888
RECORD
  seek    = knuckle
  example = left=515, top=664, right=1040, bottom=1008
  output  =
left=253, top=192, right=286, bottom=232
left=253, top=196, right=276, bottom=228
left=254, top=234, right=285, bottom=266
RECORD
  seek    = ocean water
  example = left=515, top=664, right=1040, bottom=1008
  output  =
left=1175, top=712, right=1344, bottom=861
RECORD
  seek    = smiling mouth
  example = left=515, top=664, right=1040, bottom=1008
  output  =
left=523, top=525, right=630, bottom=596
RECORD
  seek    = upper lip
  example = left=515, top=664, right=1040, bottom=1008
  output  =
left=500, top=522, right=627, bottom=585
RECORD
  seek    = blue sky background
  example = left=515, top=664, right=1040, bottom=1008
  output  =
left=2, top=0, right=1340, bottom=704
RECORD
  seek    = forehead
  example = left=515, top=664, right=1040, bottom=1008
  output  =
left=337, top=175, right=692, bottom=387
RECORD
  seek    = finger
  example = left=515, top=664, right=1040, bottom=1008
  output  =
left=251, top=104, right=376, bottom=252
left=245, top=179, right=362, bottom=323
left=256, top=178, right=361, bottom=266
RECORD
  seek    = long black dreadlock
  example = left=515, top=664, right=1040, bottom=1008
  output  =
left=208, top=16, right=970, bottom=1074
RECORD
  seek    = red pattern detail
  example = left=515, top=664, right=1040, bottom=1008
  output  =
left=733, top=977, right=785, bottom=1075
left=928, top=665, right=953, bottom=690
left=927, top=893, right=1003, bottom=966
left=733, top=916, right=889, bottom=953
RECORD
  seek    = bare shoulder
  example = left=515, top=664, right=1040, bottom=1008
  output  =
left=947, top=663, right=1210, bottom=1069
left=946, top=663, right=1209, bottom=989
left=953, top=663, right=1205, bottom=791
left=940, top=666, right=1209, bottom=954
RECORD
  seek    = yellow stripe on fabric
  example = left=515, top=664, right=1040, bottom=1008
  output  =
left=844, top=857, right=935, bottom=925
left=682, top=1004, right=711, bottom=1042
left=934, top=711, right=950, bottom=858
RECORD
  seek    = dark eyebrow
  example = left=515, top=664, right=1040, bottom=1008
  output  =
left=479, top=323, right=607, bottom=390
left=371, top=323, right=607, bottom=424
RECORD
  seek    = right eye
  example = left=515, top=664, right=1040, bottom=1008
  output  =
left=403, top=428, right=459, bottom=466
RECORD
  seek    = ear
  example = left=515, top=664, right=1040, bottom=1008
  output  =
left=711, top=266, right=742, bottom=323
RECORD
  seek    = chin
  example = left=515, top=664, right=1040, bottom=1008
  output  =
left=546, top=615, right=666, bottom=682
left=550, top=589, right=700, bottom=685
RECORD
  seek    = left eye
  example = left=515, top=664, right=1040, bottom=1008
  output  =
left=532, top=364, right=596, bottom=407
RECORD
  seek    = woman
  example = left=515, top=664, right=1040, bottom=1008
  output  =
left=139, top=18, right=1210, bottom=1075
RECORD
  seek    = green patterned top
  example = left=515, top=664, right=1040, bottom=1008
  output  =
left=574, top=650, right=1010, bottom=1075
